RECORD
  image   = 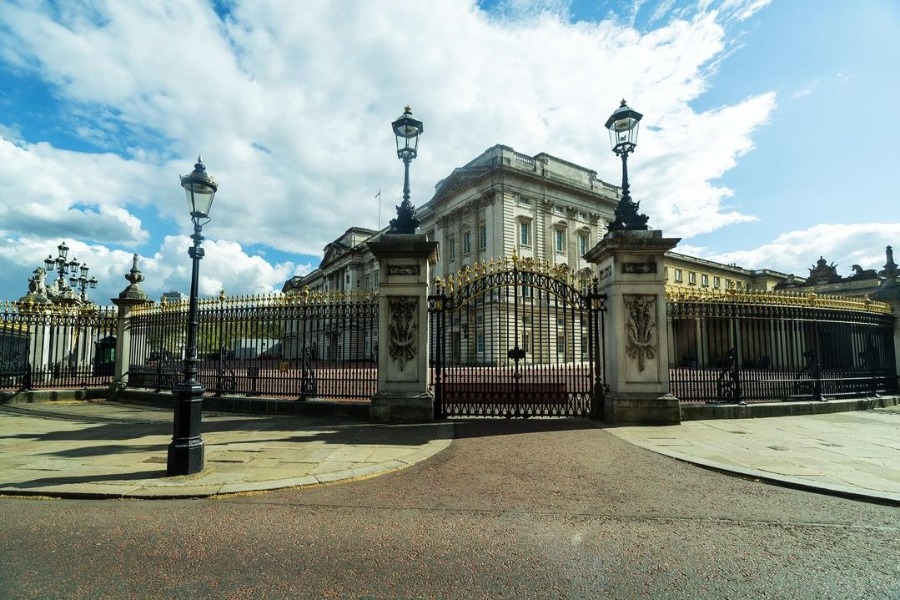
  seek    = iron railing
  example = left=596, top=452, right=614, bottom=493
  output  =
left=127, top=290, right=378, bottom=400
left=667, top=288, right=898, bottom=403
left=0, top=301, right=117, bottom=391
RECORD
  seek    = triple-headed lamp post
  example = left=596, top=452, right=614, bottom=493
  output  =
left=70, top=263, right=98, bottom=303
left=167, top=156, right=218, bottom=476
left=605, top=99, right=649, bottom=232
left=44, top=242, right=80, bottom=302
left=389, top=106, right=423, bottom=234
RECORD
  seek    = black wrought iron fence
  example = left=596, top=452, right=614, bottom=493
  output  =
left=667, top=288, right=897, bottom=403
left=0, top=301, right=117, bottom=391
left=127, top=290, right=378, bottom=400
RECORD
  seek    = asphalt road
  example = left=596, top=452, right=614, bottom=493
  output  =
left=2, top=419, right=898, bottom=599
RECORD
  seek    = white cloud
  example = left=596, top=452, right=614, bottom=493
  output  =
left=0, top=234, right=311, bottom=305
left=147, top=236, right=309, bottom=299
left=0, top=138, right=161, bottom=242
left=703, top=223, right=900, bottom=276
left=0, top=0, right=786, bottom=297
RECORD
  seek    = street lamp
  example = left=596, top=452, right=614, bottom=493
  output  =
left=389, top=106, right=423, bottom=234
left=604, top=99, right=649, bottom=232
left=69, top=263, right=98, bottom=303
left=167, top=156, right=218, bottom=476
left=44, top=241, right=80, bottom=302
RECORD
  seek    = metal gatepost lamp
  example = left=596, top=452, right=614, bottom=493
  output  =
left=605, top=100, right=649, bottom=231
left=44, top=241, right=80, bottom=302
left=70, top=263, right=98, bottom=303
left=389, top=106, right=423, bottom=234
left=167, top=156, right=218, bottom=476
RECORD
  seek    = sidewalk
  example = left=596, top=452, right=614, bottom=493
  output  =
left=2, top=400, right=898, bottom=503
left=607, top=405, right=900, bottom=504
left=0, top=401, right=453, bottom=499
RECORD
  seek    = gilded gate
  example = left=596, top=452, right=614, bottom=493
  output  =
left=428, top=256, right=606, bottom=418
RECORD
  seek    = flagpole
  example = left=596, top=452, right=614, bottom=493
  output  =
left=376, top=189, right=381, bottom=229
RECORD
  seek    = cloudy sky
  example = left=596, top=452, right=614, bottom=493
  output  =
left=0, top=0, right=897, bottom=303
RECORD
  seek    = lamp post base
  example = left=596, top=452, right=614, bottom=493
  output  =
left=167, top=382, right=205, bottom=476
left=167, top=437, right=205, bottom=476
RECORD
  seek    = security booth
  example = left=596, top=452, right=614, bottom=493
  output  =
left=94, top=335, right=116, bottom=376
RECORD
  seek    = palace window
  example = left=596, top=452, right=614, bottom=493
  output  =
left=674, top=269, right=683, bottom=283
left=688, top=272, right=697, bottom=285
left=477, top=333, right=485, bottom=353
left=519, top=221, right=531, bottom=247
left=714, top=276, right=721, bottom=289
left=555, top=229, right=566, bottom=254
left=479, top=224, right=487, bottom=250
left=448, top=236, right=456, bottom=261
left=579, top=234, right=589, bottom=257
left=701, top=274, right=709, bottom=287
left=463, top=231, right=472, bottom=255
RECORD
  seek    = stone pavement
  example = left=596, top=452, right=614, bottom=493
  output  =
left=0, top=400, right=452, bottom=499
left=1, top=400, right=899, bottom=503
left=607, top=405, right=900, bottom=504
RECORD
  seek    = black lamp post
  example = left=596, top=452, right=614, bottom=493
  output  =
left=69, top=263, right=98, bottom=303
left=604, top=99, right=649, bottom=232
left=389, top=106, right=423, bottom=234
left=167, top=156, right=218, bottom=476
left=44, top=241, right=80, bottom=302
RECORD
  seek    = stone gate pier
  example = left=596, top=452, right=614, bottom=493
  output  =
left=585, top=229, right=682, bottom=424
left=367, top=234, right=439, bottom=423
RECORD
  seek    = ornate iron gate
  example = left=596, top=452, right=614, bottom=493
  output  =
left=429, top=258, right=606, bottom=418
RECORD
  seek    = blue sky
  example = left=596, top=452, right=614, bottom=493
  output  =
left=0, top=0, right=898, bottom=303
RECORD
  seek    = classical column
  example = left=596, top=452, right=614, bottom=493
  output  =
left=584, top=229, right=681, bottom=424
left=111, top=254, right=151, bottom=390
left=367, top=234, right=439, bottom=423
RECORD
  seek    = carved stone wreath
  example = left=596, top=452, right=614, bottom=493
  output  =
left=624, top=294, right=656, bottom=372
left=388, top=297, right=418, bottom=371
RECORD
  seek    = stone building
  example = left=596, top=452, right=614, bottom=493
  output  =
left=283, top=227, right=379, bottom=293
left=284, top=145, right=895, bottom=304
left=663, top=251, right=792, bottom=292
left=284, top=144, right=621, bottom=295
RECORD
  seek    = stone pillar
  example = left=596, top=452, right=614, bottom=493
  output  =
left=367, top=234, right=439, bottom=423
left=872, top=246, right=900, bottom=383
left=584, top=229, right=681, bottom=424
left=111, top=255, right=151, bottom=390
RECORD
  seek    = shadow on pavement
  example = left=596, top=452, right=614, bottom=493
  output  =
left=2, top=468, right=167, bottom=490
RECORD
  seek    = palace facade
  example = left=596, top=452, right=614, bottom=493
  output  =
left=283, top=144, right=621, bottom=295
left=280, top=144, right=900, bottom=370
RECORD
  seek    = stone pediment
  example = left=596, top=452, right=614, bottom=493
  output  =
left=321, top=243, right=351, bottom=267
left=432, top=166, right=492, bottom=204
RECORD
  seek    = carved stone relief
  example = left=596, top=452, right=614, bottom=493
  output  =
left=624, top=294, right=656, bottom=372
left=622, top=262, right=657, bottom=274
left=388, top=297, right=418, bottom=371
left=387, top=264, right=420, bottom=276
